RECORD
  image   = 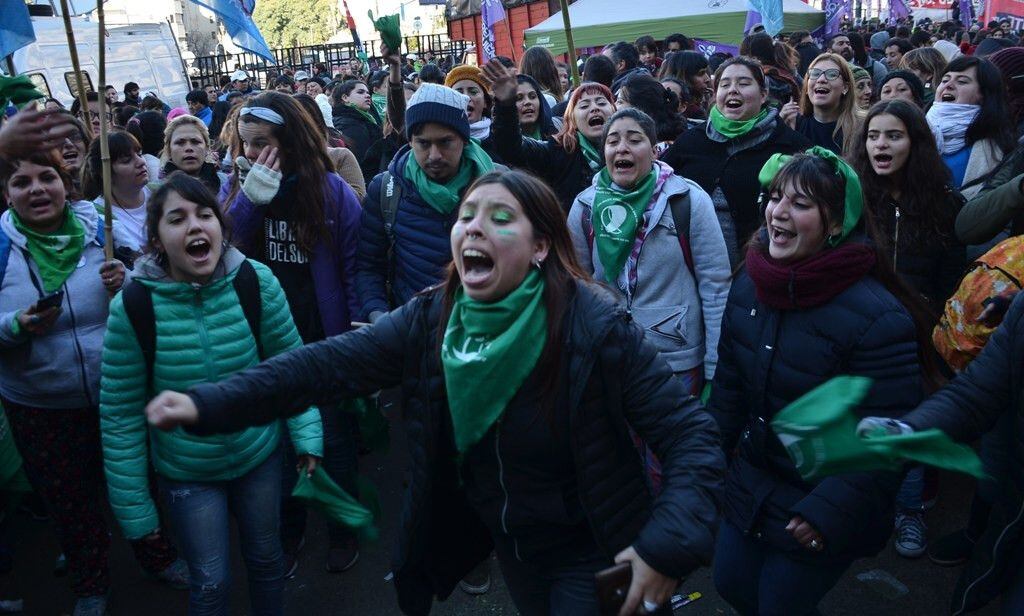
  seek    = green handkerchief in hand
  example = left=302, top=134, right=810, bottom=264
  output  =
left=291, top=467, right=380, bottom=541
left=0, top=75, right=44, bottom=110
left=770, top=375, right=984, bottom=481
left=369, top=11, right=402, bottom=53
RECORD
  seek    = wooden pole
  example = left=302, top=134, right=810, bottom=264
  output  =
left=58, top=0, right=93, bottom=140
left=558, top=0, right=580, bottom=87
left=505, top=16, right=517, bottom=63
left=97, top=0, right=114, bottom=261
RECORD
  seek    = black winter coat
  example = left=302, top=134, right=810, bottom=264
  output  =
left=661, top=117, right=809, bottom=260
left=185, top=281, right=725, bottom=615
left=709, top=265, right=923, bottom=563
left=902, top=293, right=1024, bottom=614
left=332, top=104, right=384, bottom=182
left=491, top=99, right=599, bottom=213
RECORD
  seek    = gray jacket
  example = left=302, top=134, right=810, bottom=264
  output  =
left=0, top=201, right=129, bottom=409
left=569, top=168, right=731, bottom=380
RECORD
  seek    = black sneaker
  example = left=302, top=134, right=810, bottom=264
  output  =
left=928, top=528, right=976, bottom=567
left=458, top=559, right=491, bottom=595
left=283, top=535, right=305, bottom=579
left=325, top=537, right=359, bottom=573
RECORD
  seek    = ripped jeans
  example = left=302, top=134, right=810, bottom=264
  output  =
left=160, top=446, right=284, bottom=616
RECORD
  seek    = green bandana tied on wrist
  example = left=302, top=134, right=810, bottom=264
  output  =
left=442, top=270, right=547, bottom=453
left=590, top=167, right=657, bottom=284
left=576, top=132, right=603, bottom=171
left=11, top=206, right=85, bottom=293
left=709, top=106, right=769, bottom=139
left=771, top=376, right=984, bottom=481
left=758, top=145, right=863, bottom=247
left=404, top=139, right=495, bottom=214
left=347, top=102, right=379, bottom=126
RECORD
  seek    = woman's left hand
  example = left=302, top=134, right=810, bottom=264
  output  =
left=100, top=260, right=125, bottom=293
left=614, top=546, right=677, bottom=615
left=786, top=515, right=825, bottom=552
left=297, top=454, right=321, bottom=477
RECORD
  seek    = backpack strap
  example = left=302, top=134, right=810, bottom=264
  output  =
left=378, top=171, right=402, bottom=306
left=232, top=259, right=264, bottom=359
left=667, top=192, right=696, bottom=277
left=122, top=280, right=158, bottom=394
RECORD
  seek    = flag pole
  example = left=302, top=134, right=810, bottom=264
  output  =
left=58, top=0, right=93, bottom=140
left=557, top=0, right=580, bottom=88
left=505, top=20, right=517, bottom=63
left=97, top=0, right=114, bottom=261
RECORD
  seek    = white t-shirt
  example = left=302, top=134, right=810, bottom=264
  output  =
left=94, top=185, right=152, bottom=252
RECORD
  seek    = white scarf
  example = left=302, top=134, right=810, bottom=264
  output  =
left=926, top=102, right=981, bottom=155
left=471, top=117, right=492, bottom=140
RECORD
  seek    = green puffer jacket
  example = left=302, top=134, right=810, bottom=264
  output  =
left=100, top=247, right=322, bottom=539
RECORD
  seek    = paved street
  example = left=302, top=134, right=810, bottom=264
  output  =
left=2, top=418, right=1001, bottom=615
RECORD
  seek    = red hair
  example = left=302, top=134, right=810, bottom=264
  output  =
left=554, top=82, right=615, bottom=154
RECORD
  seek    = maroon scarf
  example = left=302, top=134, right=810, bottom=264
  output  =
left=745, top=240, right=877, bottom=310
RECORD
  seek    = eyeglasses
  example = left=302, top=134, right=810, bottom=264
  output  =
left=85, top=111, right=113, bottom=121
left=808, top=68, right=842, bottom=82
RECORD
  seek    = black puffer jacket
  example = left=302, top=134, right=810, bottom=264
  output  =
left=709, top=263, right=923, bottom=563
left=491, top=99, right=599, bottom=213
left=332, top=104, right=384, bottom=182
left=186, top=281, right=725, bottom=615
left=902, top=293, right=1024, bottom=615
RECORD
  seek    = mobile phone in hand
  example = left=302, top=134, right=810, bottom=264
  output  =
left=35, top=290, right=64, bottom=311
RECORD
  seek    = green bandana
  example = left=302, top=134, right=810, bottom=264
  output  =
left=371, top=93, right=388, bottom=120
left=709, top=106, right=770, bottom=139
left=526, top=126, right=543, bottom=140
left=347, top=102, right=379, bottom=125
left=291, top=467, right=381, bottom=542
left=11, top=206, right=85, bottom=293
left=442, top=270, right=547, bottom=453
left=577, top=132, right=602, bottom=171
left=591, top=167, right=658, bottom=284
left=368, top=11, right=402, bottom=52
left=0, top=75, right=44, bottom=111
left=758, top=146, right=863, bottom=247
left=404, top=139, right=495, bottom=214
left=771, top=376, right=984, bottom=481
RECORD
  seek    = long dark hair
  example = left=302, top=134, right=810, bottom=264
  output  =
left=657, top=51, right=708, bottom=91
left=232, top=91, right=333, bottom=254
left=125, top=110, right=166, bottom=156
left=146, top=172, right=230, bottom=265
left=941, top=56, right=1015, bottom=154
left=81, top=130, right=142, bottom=200
left=519, top=46, right=564, bottom=100
left=436, top=170, right=590, bottom=404
left=755, top=154, right=946, bottom=390
left=849, top=100, right=954, bottom=243
left=618, top=74, right=685, bottom=143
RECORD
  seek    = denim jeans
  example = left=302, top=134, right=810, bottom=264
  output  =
left=713, top=520, right=850, bottom=616
left=160, top=446, right=284, bottom=616
left=896, top=466, right=924, bottom=512
left=281, top=402, right=359, bottom=546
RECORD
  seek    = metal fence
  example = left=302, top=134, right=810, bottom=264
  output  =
left=190, top=35, right=471, bottom=88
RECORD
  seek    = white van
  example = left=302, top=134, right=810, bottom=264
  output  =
left=7, top=15, right=190, bottom=109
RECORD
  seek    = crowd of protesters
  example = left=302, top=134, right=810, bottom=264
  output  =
left=2, top=12, right=1024, bottom=616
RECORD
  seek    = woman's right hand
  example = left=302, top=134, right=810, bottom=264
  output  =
left=780, top=99, right=799, bottom=130
left=16, top=303, right=60, bottom=336
left=146, top=391, right=199, bottom=430
left=0, top=105, right=79, bottom=160
left=380, top=43, right=402, bottom=68
left=481, top=59, right=517, bottom=104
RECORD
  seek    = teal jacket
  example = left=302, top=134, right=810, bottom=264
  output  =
left=100, top=248, right=322, bottom=539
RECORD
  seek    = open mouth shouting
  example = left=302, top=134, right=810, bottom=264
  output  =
left=61, top=146, right=80, bottom=167
left=587, top=114, right=606, bottom=130
left=939, top=91, right=956, bottom=102
left=185, top=237, right=213, bottom=265
left=769, top=223, right=797, bottom=246
left=460, top=247, right=495, bottom=288
left=872, top=152, right=894, bottom=171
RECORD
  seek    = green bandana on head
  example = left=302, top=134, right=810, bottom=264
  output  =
left=591, top=167, right=657, bottom=284
left=404, top=138, right=495, bottom=215
left=11, top=206, right=85, bottom=293
left=709, top=106, right=769, bottom=139
left=442, top=270, right=547, bottom=453
left=758, top=146, right=863, bottom=247
left=771, top=376, right=984, bottom=481
left=576, top=132, right=603, bottom=171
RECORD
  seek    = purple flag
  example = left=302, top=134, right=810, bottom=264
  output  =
left=890, top=0, right=910, bottom=21
left=825, top=0, right=852, bottom=39
left=959, top=0, right=973, bottom=27
left=745, top=10, right=762, bottom=33
left=481, top=0, right=506, bottom=63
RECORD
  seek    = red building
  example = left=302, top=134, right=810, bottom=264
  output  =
left=446, top=0, right=559, bottom=63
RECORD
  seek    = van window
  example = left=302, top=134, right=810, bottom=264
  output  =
left=26, top=74, right=51, bottom=98
left=64, top=71, right=94, bottom=97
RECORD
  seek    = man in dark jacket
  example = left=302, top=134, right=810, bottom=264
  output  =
left=356, top=84, right=498, bottom=322
left=604, top=41, right=651, bottom=93
left=789, top=31, right=822, bottom=77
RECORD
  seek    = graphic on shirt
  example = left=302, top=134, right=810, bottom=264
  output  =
left=445, top=335, right=491, bottom=362
left=599, top=202, right=633, bottom=238
left=265, top=219, right=309, bottom=264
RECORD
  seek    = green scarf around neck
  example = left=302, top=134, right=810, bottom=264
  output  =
left=576, top=132, right=602, bottom=171
left=710, top=106, right=770, bottom=139
left=11, top=206, right=85, bottom=293
left=442, top=270, right=548, bottom=453
left=347, top=102, right=379, bottom=125
left=404, top=139, right=495, bottom=214
left=525, top=126, right=543, bottom=140
left=590, top=167, right=658, bottom=284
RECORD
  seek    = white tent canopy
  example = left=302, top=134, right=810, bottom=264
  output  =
left=524, top=0, right=825, bottom=54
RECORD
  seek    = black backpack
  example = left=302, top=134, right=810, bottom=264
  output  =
left=122, top=259, right=263, bottom=393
